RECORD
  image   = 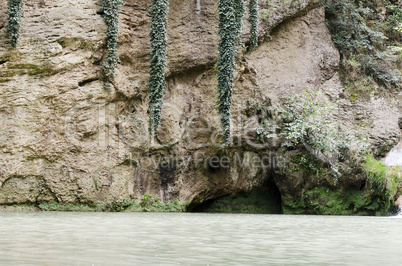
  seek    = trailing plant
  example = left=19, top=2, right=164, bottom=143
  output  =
left=234, top=0, right=244, bottom=44
left=248, top=0, right=258, bottom=50
left=148, top=0, right=169, bottom=137
left=101, top=0, right=123, bottom=84
left=279, top=90, right=368, bottom=180
left=217, top=0, right=244, bottom=146
left=7, top=0, right=24, bottom=48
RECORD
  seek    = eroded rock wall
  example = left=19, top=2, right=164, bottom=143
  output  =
left=0, top=0, right=400, bottom=207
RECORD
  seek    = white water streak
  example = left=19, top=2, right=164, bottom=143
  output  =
left=383, top=141, right=402, bottom=167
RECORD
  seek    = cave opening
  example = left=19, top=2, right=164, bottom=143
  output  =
left=191, top=178, right=283, bottom=214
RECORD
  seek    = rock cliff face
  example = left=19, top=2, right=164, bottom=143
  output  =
left=0, top=0, right=400, bottom=210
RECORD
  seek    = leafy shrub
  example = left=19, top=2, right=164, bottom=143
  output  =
left=279, top=90, right=368, bottom=180
left=141, top=192, right=153, bottom=207
left=150, top=199, right=188, bottom=212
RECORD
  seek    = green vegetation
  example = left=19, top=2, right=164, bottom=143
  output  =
left=38, top=202, right=101, bottom=212
left=363, top=155, right=402, bottom=210
left=0, top=198, right=189, bottom=212
left=282, top=186, right=391, bottom=215
left=234, top=0, right=244, bottom=44
left=140, top=192, right=153, bottom=208
left=7, top=0, right=24, bottom=48
left=148, top=0, right=169, bottom=137
left=283, top=156, right=401, bottom=215
left=290, top=151, right=330, bottom=176
left=279, top=90, right=367, bottom=180
left=101, top=0, right=123, bottom=85
left=248, top=0, right=259, bottom=50
left=6, top=63, right=59, bottom=76
left=261, top=10, right=269, bottom=20
left=142, top=199, right=189, bottom=212
left=217, top=0, right=244, bottom=146
left=323, top=0, right=401, bottom=94
left=377, top=140, right=397, bottom=157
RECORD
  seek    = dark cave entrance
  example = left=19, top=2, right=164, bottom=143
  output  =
left=191, top=178, right=283, bottom=214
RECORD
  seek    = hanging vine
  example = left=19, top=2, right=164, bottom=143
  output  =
left=148, top=0, right=169, bottom=137
left=217, top=0, right=244, bottom=147
left=234, top=0, right=245, bottom=44
left=101, top=0, right=123, bottom=85
left=7, top=0, right=24, bottom=48
left=248, top=0, right=258, bottom=50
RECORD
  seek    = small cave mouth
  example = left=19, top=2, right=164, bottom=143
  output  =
left=191, top=179, right=283, bottom=214
left=78, top=77, right=98, bottom=87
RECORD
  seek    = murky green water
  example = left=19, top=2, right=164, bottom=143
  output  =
left=0, top=212, right=401, bottom=265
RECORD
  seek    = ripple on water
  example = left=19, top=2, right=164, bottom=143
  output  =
left=0, top=212, right=402, bottom=265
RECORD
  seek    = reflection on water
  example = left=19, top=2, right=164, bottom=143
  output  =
left=0, top=212, right=401, bottom=265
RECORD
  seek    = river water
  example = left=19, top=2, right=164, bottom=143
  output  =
left=0, top=212, right=401, bottom=265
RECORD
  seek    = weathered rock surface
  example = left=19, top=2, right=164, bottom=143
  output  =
left=0, top=0, right=400, bottom=208
left=395, top=195, right=402, bottom=211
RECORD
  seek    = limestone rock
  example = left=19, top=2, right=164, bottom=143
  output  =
left=395, top=195, right=402, bottom=211
left=0, top=0, right=400, bottom=207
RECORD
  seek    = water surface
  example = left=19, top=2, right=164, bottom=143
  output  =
left=0, top=212, right=401, bottom=265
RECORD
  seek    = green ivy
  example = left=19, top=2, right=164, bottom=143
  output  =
left=7, top=0, right=23, bottom=48
left=234, top=0, right=244, bottom=44
left=101, top=0, right=123, bottom=83
left=148, top=0, right=169, bottom=137
left=248, top=0, right=258, bottom=50
left=217, top=0, right=244, bottom=146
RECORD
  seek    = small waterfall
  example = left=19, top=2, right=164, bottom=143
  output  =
left=385, top=144, right=402, bottom=217
left=383, top=141, right=402, bottom=167
left=372, top=141, right=402, bottom=217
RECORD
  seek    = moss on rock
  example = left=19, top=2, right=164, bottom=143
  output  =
left=282, top=186, right=392, bottom=216
left=0, top=199, right=190, bottom=212
left=5, top=63, right=59, bottom=77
